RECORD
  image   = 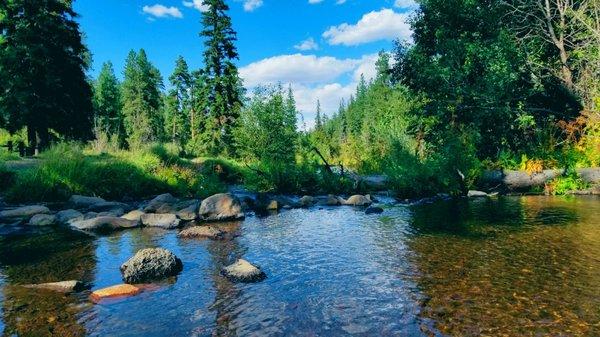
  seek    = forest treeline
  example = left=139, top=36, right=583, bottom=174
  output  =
left=1, top=0, right=599, bottom=199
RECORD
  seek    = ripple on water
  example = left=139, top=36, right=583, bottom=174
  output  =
left=1, top=196, right=600, bottom=336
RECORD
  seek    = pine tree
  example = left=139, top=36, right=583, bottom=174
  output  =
left=375, top=51, right=391, bottom=85
left=121, top=49, right=164, bottom=147
left=93, top=62, right=123, bottom=143
left=167, top=56, right=191, bottom=146
left=200, top=0, right=244, bottom=156
left=0, top=0, right=93, bottom=153
left=315, top=100, right=323, bottom=130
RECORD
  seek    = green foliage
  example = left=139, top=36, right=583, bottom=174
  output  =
left=93, top=62, right=124, bottom=144
left=2, top=143, right=226, bottom=203
left=235, top=85, right=298, bottom=163
left=0, top=0, right=93, bottom=150
left=200, top=0, right=244, bottom=156
left=545, top=173, right=590, bottom=196
left=121, top=49, right=164, bottom=148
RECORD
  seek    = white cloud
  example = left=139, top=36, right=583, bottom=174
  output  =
left=243, top=0, right=263, bottom=11
left=142, top=4, right=183, bottom=18
left=323, top=9, right=411, bottom=46
left=182, top=0, right=209, bottom=12
left=394, top=0, right=418, bottom=10
left=239, top=54, right=359, bottom=87
left=294, top=38, right=319, bottom=51
left=240, top=53, right=380, bottom=128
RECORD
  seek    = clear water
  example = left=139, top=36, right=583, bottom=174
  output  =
left=1, top=196, right=600, bottom=336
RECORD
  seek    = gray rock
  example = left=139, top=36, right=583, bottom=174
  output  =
left=176, top=202, right=199, bottom=221
left=365, top=206, right=384, bottom=215
left=318, top=195, right=343, bottom=206
left=178, top=226, right=225, bottom=240
left=121, top=210, right=145, bottom=224
left=141, top=213, right=180, bottom=229
left=298, top=196, right=316, bottom=208
left=0, top=205, right=50, bottom=220
left=120, top=248, right=183, bottom=283
left=144, top=193, right=179, bottom=213
left=467, top=190, right=489, bottom=198
left=343, top=195, right=372, bottom=206
left=199, top=193, right=245, bottom=222
left=23, top=280, right=85, bottom=293
left=88, top=201, right=132, bottom=213
left=221, top=259, right=266, bottom=283
left=70, top=216, right=139, bottom=231
left=68, top=195, right=105, bottom=209
left=56, top=209, right=84, bottom=225
left=28, top=214, right=56, bottom=226
left=97, top=208, right=126, bottom=217
left=84, top=212, right=99, bottom=220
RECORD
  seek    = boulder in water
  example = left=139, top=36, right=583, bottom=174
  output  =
left=221, top=259, right=266, bottom=283
left=468, top=190, right=489, bottom=198
left=24, top=280, right=85, bottom=293
left=199, top=193, right=244, bottom=221
left=178, top=226, right=225, bottom=240
left=141, top=213, right=180, bottom=229
left=298, top=196, right=316, bottom=208
left=120, top=248, right=183, bottom=284
left=343, top=195, right=372, bottom=206
left=0, top=205, right=50, bottom=220
left=70, top=216, right=139, bottom=231
left=56, top=209, right=84, bottom=225
left=68, top=195, right=105, bottom=209
left=176, top=201, right=199, bottom=221
left=28, top=214, right=56, bottom=226
left=91, top=284, right=141, bottom=302
left=87, top=201, right=132, bottom=213
left=121, top=210, right=145, bottom=224
left=144, top=193, right=179, bottom=213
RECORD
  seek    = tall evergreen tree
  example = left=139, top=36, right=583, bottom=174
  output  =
left=200, top=0, right=244, bottom=156
left=93, top=61, right=123, bottom=142
left=315, top=100, right=323, bottom=130
left=166, top=56, right=191, bottom=146
left=121, top=49, right=164, bottom=147
left=0, top=0, right=93, bottom=153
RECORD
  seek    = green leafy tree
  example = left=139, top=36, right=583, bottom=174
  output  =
left=0, top=0, right=93, bottom=153
left=93, top=61, right=123, bottom=143
left=121, top=49, right=164, bottom=147
left=200, top=0, right=244, bottom=156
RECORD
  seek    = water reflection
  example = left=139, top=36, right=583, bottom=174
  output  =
left=408, top=196, right=600, bottom=336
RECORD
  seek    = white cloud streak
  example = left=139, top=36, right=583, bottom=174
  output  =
left=142, top=4, right=184, bottom=18
left=323, top=9, right=411, bottom=46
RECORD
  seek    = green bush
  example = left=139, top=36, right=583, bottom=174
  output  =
left=545, top=172, right=590, bottom=195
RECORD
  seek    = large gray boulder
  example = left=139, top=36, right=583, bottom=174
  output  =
left=120, top=248, right=183, bottom=283
left=140, top=213, right=180, bottom=229
left=318, top=195, right=343, bottom=206
left=144, top=193, right=179, bottom=213
left=56, top=209, right=84, bottom=225
left=343, top=195, right=372, bottom=206
left=28, top=214, right=56, bottom=226
left=87, top=201, right=132, bottom=213
left=221, top=259, right=266, bottom=283
left=298, top=196, right=316, bottom=208
left=178, top=226, right=225, bottom=240
left=121, top=210, right=145, bottom=226
left=199, top=193, right=244, bottom=222
left=68, top=195, right=105, bottom=209
left=0, top=205, right=50, bottom=220
left=70, top=216, right=139, bottom=231
left=175, top=200, right=200, bottom=221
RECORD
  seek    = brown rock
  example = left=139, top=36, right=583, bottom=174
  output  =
left=90, top=284, right=141, bottom=302
left=178, top=226, right=225, bottom=240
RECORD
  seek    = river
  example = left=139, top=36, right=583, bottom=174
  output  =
left=1, top=195, right=599, bottom=336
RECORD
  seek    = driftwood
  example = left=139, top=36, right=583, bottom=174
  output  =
left=481, top=168, right=600, bottom=191
left=312, top=147, right=333, bottom=174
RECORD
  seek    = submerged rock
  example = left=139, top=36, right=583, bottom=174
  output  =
left=178, top=226, right=225, bottom=240
left=0, top=205, right=50, bottom=220
left=199, top=193, right=245, bottom=222
left=365, top=206, right=384, bottom=215
left=222, top=259, right=266, bottom=283
left=343, top=195, right=372, bottom=206
left=68, top=195, right=106, bottom=209
left=28, top=214, right=56, bottom=226
left=120, top=248, right=183, bottom=284
left=141, top=213, right=180, bottom=229
left=70, top=216, right=139, bottom=231
left=24, top=280, right=85, bottom=293
left=56, top=209, right=84, bottom=225
left=91, top=284, right=141, bottom=302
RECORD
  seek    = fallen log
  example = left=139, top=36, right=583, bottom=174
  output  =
left=481, top=168, right=600, bottom=191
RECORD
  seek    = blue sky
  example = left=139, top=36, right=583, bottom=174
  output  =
left=74, top=0, right=416, bottom=126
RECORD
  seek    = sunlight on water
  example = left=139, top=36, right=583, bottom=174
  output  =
left=1, top=196, right=600, bottom=336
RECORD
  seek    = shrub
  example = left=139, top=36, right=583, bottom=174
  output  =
left=544, top=172, right=590, bottom=195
